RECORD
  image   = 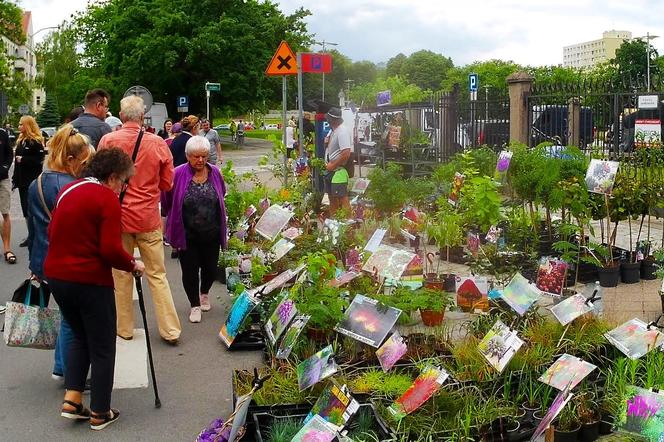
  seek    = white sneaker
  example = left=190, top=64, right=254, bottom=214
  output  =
left=200, top=294, right=211, bottom=312
left=189, top=307, right=202, bottom=323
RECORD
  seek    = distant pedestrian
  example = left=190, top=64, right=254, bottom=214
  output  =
left=169, top=115, right=199, bottom=167
left=45, top=147, right=145, bottom=431
left=285, top=119, right=296, bottom=158
left=163, top=136, right=227, bottom=323
left=229, top=120, right=236, bottom=141
left=236, top=120, right=245, bottom=147
left=12, top=115, right=46, bottom=247
left=72, top=89, right=112, bottom=148
left=166, top=122, right=181, bottom=148
left=97, top=95, right=181, bottom=345
left=157, top=119, right=173, bottom=140
left=0, top=125, right=14, bottom=263
left=199, top=119, right=222, bottom=164
left=27, top=124, right=93, bottom=382
left=324, top=107, right=352, bottom=215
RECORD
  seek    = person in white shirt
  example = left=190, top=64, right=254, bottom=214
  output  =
left=324, top=107, right=352, bottom=215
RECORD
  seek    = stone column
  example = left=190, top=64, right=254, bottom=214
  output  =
left=507, top=72, right=534, bottom=145
left=567, top=97, right=581, bottom=147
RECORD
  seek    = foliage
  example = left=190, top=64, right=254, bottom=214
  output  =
left=426, top=210, right=464, bottom=260
left=0, top=0, right=25, bottom=94
left=267, top=417, right=301, bottom=442
left=353, top=76, right=429, bottom=108
left=442, top=59, right=522, bottom=95
left=36, top=94, right=60, bottom=127
left=460, top=175, right=502, bottom=231
left=366, top=163, right=408, bottom=214
left=348, top=369, right=412, bottom=398
left=612, top=38, right=658, bottom=85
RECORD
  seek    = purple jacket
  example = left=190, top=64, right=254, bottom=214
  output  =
left=162, top=163, right=227, bottom=250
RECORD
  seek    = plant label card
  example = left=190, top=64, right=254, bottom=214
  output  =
left=245, top=205, right=257, bottom=218
left=265, top=296, right=297, bottom=345
left=402, top=254, right=424, bottom=277
left=376, top=331, right=408, bottom=372
left=364, top=228, right=387, bottom=253
left=334, top=294, right=402, bottom=348
left=538, top=353, right=597, bottom=391
left=276, top=314, right=310, bottom=360
left=361, top=245, right=416, bottom=281
left=467, top=232, right=480, bottom=257
left=291, top=414, right=338, bottom=442
left=530, top=387, right=574, bottom=442
left=500, top=272, right=542, bottom=316
left=388, top=366, right=449, bottom=421
left=550, top=294, right=594, bottom=326
left=604, top=318, right=664, bottom=360
left=478, top=320, right=524, bottom=373
left=297, top=345, right=339, bottom=391
left=270, top=238, right=295, bottom=262
left=535, top=257, right=568, bottom=296
left=304, top=384, right=360, bottom=429
left=485, top=225, right=502, bottom=244
left=281, top=226, right=302, bottom=241
left=250, top=264, right=305, bottom=297
left=254, top=204, right=293, bottom=241
left=585, top=159, right=620, bottom=195
left=495, top=150, right=513, bottom=177
left=616, top=385, right=664, bottom=441
left=456, top=276, right=489, bottom=312
left=448, top=172, right=464, bottom=206
left=218, top=290, right=259, bottom=348
left=350, top=178, right=370, bottom=194
left=328, top=270, right=361, bottom=288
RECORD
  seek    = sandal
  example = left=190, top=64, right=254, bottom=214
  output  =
left=61, top=400, right=91, bottom=420
left=4, top=251, right=16, bottom=264
left=90, top=408, right=120, bottom=431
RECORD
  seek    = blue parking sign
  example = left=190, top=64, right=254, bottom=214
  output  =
left=177, top=96, right=189, bottom=107
left=469, top=74, right=478, bottom=92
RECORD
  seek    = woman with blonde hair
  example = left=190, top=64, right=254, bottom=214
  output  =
left=27, top=124, right=93, bottom=382
left=11, top=115, right=46, bottom=251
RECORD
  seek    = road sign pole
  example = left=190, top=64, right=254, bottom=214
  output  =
left=206, top=89, right=210, bottom=121
left=282, top=76, right=288, bottom=186
left=297, top=52, right=304, bottom=159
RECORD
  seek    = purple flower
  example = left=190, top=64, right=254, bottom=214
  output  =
left=627, top=394, right=660, bottom=419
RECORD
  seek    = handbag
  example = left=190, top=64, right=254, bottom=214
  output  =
left=12, top=279, right=51, bottom=307
left=4, top=283, right=60, bottom=350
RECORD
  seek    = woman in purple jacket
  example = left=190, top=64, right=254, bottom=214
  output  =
left=162, top=136, right=227, bottom=323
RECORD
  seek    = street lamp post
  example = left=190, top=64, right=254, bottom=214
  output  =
left=313, top=40, right=338, bottom=101
left=643, top=32, right=659, bottom=92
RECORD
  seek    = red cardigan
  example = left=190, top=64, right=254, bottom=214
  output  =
left=44, top=178, right=135, bottom=287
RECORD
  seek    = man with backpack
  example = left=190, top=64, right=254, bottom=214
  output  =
left=324, top=107, right=353, bottom=216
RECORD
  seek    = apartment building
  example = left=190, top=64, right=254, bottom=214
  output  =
left=563, top=30, right=632, bottom=69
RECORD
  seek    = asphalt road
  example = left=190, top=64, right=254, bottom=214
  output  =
left=0, top=141, right=273, bottom=441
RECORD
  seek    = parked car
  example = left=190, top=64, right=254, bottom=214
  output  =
left=213, top=123, right=230, bottom=131
left=42, top=127, right=56, bottom=140
left=531, top=105, right=593, bottom=147
left=264, top=124, right=279, bottom=130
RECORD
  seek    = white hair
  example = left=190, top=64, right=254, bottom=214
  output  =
left=185, top=135, right=211, bottom=156
left=119, top=96, right=144, bottom=122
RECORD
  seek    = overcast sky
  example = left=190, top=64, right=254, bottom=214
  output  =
left=18, top=0, right=664, bottom=67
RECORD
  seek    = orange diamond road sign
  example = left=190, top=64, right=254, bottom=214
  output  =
left=265, top=41, right=297, bottom=76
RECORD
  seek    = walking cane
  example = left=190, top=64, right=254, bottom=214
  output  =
left=134, top=273, right=162, bottom=408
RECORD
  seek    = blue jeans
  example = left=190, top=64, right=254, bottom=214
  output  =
left=53, top=318, right=73, bottom=375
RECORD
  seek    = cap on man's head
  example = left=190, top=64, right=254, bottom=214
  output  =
left=172, top=122, right=182, bottom=133
left=326, top=107, right=342, bottom=120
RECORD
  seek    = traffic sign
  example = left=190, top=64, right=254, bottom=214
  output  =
left=177, top=95, right=189, bottom=112
left=266, top=41, right=297, bottom=76
left=300, top=53, right=332, bottom=74
left=205, top=82, right=220, bottom=92
left=18, top=104, right=29, bottom=114
left=469, top=73, right=479, bottom=92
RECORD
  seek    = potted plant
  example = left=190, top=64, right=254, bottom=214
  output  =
left=411, top=287, right=454, bottom=327
left=554, top=402, right=581, bottom=441
left=611, top=172, right=646, bottom=284
left=576, top=390, right=600, bottom=441
left=426, top=209, right=464, bottom=292
left=582, top=242, right=620, bottom=288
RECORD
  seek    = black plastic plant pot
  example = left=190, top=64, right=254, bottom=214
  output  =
left=579, top=420, right=600, bottom=441
left=577, top=260, right=598, bottom=284
left=641, top=259, right=658, bottom=280
left=621, top=261, right=641, bottom=284
left=597, top=265, right=620, bottom=288
left=554, top=425, right=581, bottom=442
left=228, top=329, right=266, bottom=351
left=599, top=418, right=614, bottom=435
left=442, top=274, right=456, bottom=292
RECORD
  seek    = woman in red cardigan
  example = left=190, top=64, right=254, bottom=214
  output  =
left=44, top=148, right=145, bottom=431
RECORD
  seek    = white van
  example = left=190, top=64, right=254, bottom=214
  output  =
left=144, top=102, right=169, bottom=132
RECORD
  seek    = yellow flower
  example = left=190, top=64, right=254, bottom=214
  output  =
left=279, top=189, right=291, bottom=200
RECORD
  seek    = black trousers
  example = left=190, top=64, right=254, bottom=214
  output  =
left=178, top=237, right=220, bottom=307
left=18, top=186, right=29, bottom=218
left=50, top=279, right=116, bottom=414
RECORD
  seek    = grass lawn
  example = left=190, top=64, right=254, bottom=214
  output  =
left=219, top=129, right=282, bottom=140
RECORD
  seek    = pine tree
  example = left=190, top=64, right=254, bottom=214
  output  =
left=37, top=93, right=60, bottom=127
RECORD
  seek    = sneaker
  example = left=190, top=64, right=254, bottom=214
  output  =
left=200, top=294, right=211, bottom=312
left=189, top=307, right=201, bottom=323
left=52, top=372, right=64, bottom=381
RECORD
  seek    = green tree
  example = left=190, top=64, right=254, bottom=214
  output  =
left=401, top=50, right=453, bottom=91
left=348, top=60, right=378, bottom=86
left=442, top=59, right=523, bottom=96
left=353, top=75, right=429, bottom=108
left=611, top=38, right=658, bottom=88
left=385, top=53, right=407, bottom=78
left=36, top=93, right=60, bottom=127
left=72, top=0, right=311, bottom=116
left=0, top=0, right=28, bottom=119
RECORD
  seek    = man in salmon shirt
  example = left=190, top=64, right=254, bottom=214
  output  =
left=98, top=95, right=182, bottom=345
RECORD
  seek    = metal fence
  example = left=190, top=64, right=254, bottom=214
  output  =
left=527, top=80, right=664, bottom=159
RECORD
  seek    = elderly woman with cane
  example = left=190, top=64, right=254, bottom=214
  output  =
left=44, top=148, right=145, bottom=431
left=163, top=135, right=227, bottom=323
